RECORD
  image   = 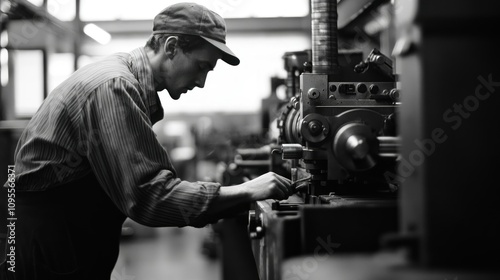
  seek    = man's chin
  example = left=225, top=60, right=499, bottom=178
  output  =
left=169, top=92, right=182, bottom=100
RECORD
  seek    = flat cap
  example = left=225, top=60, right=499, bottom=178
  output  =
left=153, top=2, right=240, bottom=66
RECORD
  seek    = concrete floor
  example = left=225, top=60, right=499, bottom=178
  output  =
left=112, top=225, right=221, bottom=280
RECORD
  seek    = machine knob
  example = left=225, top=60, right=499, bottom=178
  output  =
left=281, top=143, right=303, bottom=160
left=308, top=120, right=323, bottom=136
left=255, top=226, right=263, bottom=235
left=389, top=89, right=400, bottom=101
left=308, top=88, right=321, bottom=99
left=300, top=114, right=330, bottom=143
left=369, top=84, right=379, bottom=94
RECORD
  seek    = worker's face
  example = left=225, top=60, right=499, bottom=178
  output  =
left=159, top=40, right=221, bottom=100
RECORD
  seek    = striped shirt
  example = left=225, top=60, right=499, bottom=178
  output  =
left=8, top=47, right=221, bottom=227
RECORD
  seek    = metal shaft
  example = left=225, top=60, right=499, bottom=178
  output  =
left=378, top=136, right=400, bottom=157
left=311, top=0, right=339, bottom=74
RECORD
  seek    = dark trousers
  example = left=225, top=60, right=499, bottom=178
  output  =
left=0, top=174, right=126, bottom=280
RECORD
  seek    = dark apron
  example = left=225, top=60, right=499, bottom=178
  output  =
left=0, top=173, right=126, bottom=280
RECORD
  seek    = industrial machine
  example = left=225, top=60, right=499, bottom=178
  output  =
left=244, top=1, right=400, bottom=279
left=220, top=1, right=500, bottom=280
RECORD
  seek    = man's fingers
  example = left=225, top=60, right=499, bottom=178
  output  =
left=277, top=186, right=288, bottom=200
left=271, top=173, right=293, bottom=196
left=279, top=176, right=294, bottom=195
left=274, top=179, right=292, bottom=198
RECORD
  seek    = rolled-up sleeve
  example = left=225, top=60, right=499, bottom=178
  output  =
left=81, top=77, right=220, bottom=227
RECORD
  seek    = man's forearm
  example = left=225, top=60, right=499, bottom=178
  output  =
left=205, top=185, right=253, bottom=216
left=204, top=172, right=293, bottom=218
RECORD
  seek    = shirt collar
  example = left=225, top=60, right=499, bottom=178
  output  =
left=128, top=47, right=164, bottom=125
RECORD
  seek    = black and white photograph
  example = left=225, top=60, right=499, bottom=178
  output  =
left=0, top=0, right=499, bottom=279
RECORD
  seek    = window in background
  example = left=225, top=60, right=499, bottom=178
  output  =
left=47, top=0, right=76, bottom=21
left=12, top=50, right=45, bottom=118
left=48, top=52, right=74, bottom=93
left=1, top=48, right=8, bottom=87
left=80, top=0, right=308, bottom=21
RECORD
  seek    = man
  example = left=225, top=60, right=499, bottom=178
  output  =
left=0, top=2, right=292, bottom=279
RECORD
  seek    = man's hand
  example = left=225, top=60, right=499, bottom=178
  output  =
left=206, top=172, right=293, bottom=218
left=238, top=172, right=293, bottom=201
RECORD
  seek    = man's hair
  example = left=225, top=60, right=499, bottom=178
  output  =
left=145, top=34, right=207, bottom=54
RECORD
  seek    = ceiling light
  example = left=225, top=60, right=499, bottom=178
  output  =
left=83, top=23, right=111, bottom=45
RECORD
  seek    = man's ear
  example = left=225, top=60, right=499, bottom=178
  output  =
left=163, top=36, right=178, bottom=58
